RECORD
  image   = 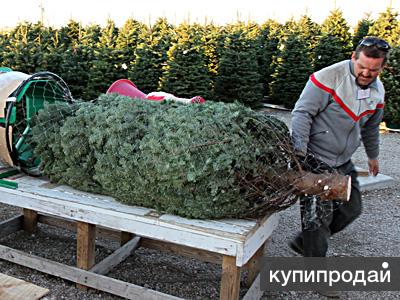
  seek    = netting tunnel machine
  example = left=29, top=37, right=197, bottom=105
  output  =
left=0, top=70, right=73, bottom=186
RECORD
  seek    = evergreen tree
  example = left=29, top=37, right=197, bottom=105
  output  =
left=159, top=23, right=212, bottom=99
left=2, top=28, right=15, bottom=69
left=129, top=18, right=174, bottom=93
left=321, top=8, right=352, bottom=57
left=380, top=46, right=400, bottom=127
left=41, top=27, right=65, bottom=75
left=40, top=20, right=87, bottom=78
left=282, top=17, right=298, bottom=36
left=50, top=24, right=100, bottom=98
left=81, top=24, right=101, bottom=48
left=352, top=15, right=374, bottom=47
left=0, top=31, right=7, bottom=66
left=202, top=23, right=222, bottom=93
left=393, top=24, right=400, bottom=46
left=58, top=19, right=82, bottom=47
left=85, top=47, right=119, bottom=98
left=313, top=34, right=347, bottom=71
left=281, top=15, right=322, bottom=72
left=368, top=7, right=399, bottom=45
left=86, top=20, right=123, bottom=97
left=245, top=21, right=265, bottom=102
left=297, top=15, right=321, bottom=54
left=59, top=45, right=94, bottom=100
left=116, top=18, right=146, bottom=51
left=3, top=22, right=48, bottom=73
left=256, top=19, right=281, bottom=97
left=116, top=18, right=147, bottom=79
left=269, top=34, right=313, bottom=108
left=214, top=22, right=263, bottom=105
left=129, top=32, right=157, bottom=93
left=99, top=19, right=119, bottom=48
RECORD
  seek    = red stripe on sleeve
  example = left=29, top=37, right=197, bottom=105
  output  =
left=310, top=74, right=358, bottom=121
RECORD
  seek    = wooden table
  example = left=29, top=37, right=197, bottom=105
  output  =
left=0, top=174, right=279, bottom=299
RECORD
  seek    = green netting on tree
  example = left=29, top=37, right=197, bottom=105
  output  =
left=31, top=93, right=298, bottom=219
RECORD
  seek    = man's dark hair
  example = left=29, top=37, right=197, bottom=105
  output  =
left=355, top=36, right=391, bottom=65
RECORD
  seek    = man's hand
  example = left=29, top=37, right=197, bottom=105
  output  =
left=368, top=158, right=379, bottom=176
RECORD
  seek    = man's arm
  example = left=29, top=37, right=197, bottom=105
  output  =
left=361, top=108, right=383, bottom=176
left=368, top=158, right=379, bottom=176
left=291, top=79, right=330, bottom=155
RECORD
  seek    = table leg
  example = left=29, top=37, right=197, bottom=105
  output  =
left=77, top=221, right=96, bottom=290
left=23, top=208, right=37, bottom=234
left=220, top=255, right=241, bottom=300
left=120, top=231, right=134, bottom=246
left=245, top=242, right=266, bottom=288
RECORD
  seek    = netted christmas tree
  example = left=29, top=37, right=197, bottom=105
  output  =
left=30, top=95, right=291, bottom=218
left=27, top=93, right=350, bottom=219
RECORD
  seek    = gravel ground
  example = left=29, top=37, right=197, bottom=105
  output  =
left=0, top=109, right=399, bottom=300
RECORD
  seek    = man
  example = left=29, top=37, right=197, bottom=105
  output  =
left=290, top=37, right=390, bottom=260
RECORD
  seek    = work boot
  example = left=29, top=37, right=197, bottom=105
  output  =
left=288, top=233, right=304, bottom=256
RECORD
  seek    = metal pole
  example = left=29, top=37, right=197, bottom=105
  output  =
left=39, top=0, right=45, bottom=24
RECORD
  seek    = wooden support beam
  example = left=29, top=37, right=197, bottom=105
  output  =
left=120, top=231, right=134, bottom=246
left=242, top=274, right=262, bottom=300
left=244, top=242, right=266, bottom=288
left=140, top=238, right=222, bottom=265
left=37, top=214, right=222, bottom=264
left=38, top=214, right=120, bottom=241
left=77, top=221, right=96, bottom=269
left=90, top=236, right=140, bottom=275
left=0, top=244, right=182, bottom=300
left=0, top=215, right=23, bottom=238
left=23, top=209, right=37, bottom=234
left=242, top=241, right=269, bottom=300
left=76, top=221, right=96, bottom=290
left=38, top=214, right=76, bottom=231
left=220, top=255, right=241, bottom=300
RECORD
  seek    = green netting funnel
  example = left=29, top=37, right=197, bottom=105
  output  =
left=0, top=71, right=73, bottom=175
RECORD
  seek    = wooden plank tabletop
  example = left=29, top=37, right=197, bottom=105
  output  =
left=0, top=174, right=279, bottom=266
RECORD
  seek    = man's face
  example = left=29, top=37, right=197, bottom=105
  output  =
left=352, top=51, right=385, bottom=87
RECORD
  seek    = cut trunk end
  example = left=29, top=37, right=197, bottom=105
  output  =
left=289, top=172, right=352, bottom=202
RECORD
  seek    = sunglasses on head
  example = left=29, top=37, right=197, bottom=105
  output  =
left=358, top=38, right=390, bottom=51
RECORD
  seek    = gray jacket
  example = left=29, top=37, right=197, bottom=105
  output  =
left=291, top=60, right=384, bottom=167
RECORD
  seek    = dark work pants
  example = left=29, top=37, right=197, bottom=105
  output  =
left=297, top=160, right=362, bottom=257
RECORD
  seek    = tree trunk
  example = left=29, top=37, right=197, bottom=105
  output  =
left=288, top=171, right=351, bottom=201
